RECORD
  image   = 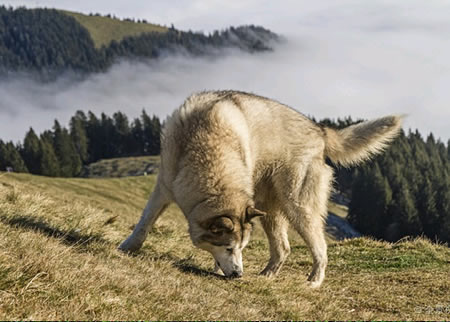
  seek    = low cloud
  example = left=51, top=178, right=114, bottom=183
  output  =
left=1, top=0, right=450, bottom=142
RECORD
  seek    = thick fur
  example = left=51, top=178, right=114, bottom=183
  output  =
left=119, top=90, right=403, bottom=287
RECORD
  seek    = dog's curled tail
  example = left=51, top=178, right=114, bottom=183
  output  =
left=323, top=115, right=404, bottom=167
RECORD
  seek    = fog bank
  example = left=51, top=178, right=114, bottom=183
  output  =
left=1, top=0, right=450, bottom=142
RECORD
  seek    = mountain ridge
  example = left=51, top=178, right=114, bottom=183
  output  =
left=0, top=6, right=279, bottom=78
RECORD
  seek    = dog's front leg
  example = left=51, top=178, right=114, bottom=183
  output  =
left=119, top=182, right=170, bottom=252
left=260, top=214, right=291, bottom=277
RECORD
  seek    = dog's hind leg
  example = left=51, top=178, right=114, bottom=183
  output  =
left=119, top=180, right=170, bottom=252
left=294, top=207, right=328, bottom=288
left=260, top=212, right=290, bottom=277
left=280, top=162, right=332, bottom=288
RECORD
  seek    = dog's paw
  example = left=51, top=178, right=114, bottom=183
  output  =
left=259, top=267, right=278, bottom=278
left=260, top=261, right=284, bottom=277
left=306, top=271, right=324, bottom=288
left=306, top=280, right=323, bottom=288
left=118, top=238, right=142, bottom=253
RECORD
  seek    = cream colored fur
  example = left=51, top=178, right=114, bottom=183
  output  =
left=119, top=90, right=403, bottom=287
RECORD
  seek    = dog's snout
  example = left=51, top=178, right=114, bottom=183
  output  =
left=230, top=270, right=242, bottom=278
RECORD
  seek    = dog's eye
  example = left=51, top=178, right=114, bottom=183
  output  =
left=226, top=248, right=233, bottom=253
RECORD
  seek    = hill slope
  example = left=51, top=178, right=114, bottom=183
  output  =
left=80, top=156, right=160, bottom=178
left=0, top=172, right=448, bottom=320
left=62, top=10, right=168, bottom=48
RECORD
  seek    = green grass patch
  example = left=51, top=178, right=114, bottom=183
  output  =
left=61, top=10, right=168, bottom=48
left=81, top=156, right=160, bottom=178
left=328, top=238, right=449, bottom=272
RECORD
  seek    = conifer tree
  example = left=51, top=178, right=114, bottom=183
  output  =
left=53, top=120, right=81, bottom=176
left=113, top=111, right=131, bottom=156
left=70, top=111, right=89, bottom=163
left=130, top=117, right=144, bottom=156
left=86, top=111, right=102, bottom=163
left=389, top=177, right=422, bottom=238
left=417, top=176, right=440, bottom=239
left=141, top=110, right=153, bottom=155
left=150, top=115, right=161, bottom=155
left=0, top=140, right=7, bottom=171
left=100, top=113, right=117, bottom=159
left=0, top=141, right=28, bottom=173
left=21, top=127, right=41, bottom=174
left=348, top=163, right=392, bottom=238
left=39, top=134, right=60, bottom=177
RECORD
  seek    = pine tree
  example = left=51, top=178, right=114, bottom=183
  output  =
left=0, top=141, right=28, bottom=173
left=100, top=113, right=117, bottom=159
left=389, top=177, right=422, bottom=239
left=447, top=139, right=450, bottom=161
left=417, top=175, right=440, bottom=239
left=150, top=115, right=161, bottom=155
left=53, top=120, right=81, bottom=177
left=39, top=134, right=60, bottom=177
left=86, top=111, right=102, bottom=163
left=141, top=110, right=153, bottom=155
left=113, top=111, right=131, bottom=156
left=130, top=117, right=144, bottom=155
left=0, top=140, right=7, bottom=170
left=437, top=180, right=450, bottom=243
left=348, top=163, right=392, bottom=239
left=21, top=127, right=42, bottom=174
left=70, top=111, right=89, bottom=164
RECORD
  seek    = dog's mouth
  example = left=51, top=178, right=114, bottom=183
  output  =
left=215, top=260, right=242, bottom=278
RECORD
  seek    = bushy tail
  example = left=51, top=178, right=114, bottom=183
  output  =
left=323, top=115, right=404, bottom=167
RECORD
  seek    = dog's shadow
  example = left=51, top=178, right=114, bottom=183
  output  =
left=173, top=257, right=229, bottom=279
left=0, top=214, right=107, bottom=247
left=124, top=248, right=229, bottom=280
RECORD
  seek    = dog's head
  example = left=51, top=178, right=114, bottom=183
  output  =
left=190, top=205, right=265, bottom=278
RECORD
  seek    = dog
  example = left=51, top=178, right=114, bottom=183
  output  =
left=119, top=90, right=402, bottom=287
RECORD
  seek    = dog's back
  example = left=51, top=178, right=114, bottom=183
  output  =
left=161, top=90, right=402, bottom=175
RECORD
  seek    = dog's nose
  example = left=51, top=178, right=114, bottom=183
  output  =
left=230, top=271, right=242, bottom=278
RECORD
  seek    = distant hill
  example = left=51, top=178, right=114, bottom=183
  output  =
left=0, top=6, right=279, bottom=78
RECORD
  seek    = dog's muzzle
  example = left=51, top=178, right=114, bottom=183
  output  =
left=229, top=271, right=243, bottom=278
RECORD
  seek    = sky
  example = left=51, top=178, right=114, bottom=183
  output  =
left=1, top=0, right=450, bottom=142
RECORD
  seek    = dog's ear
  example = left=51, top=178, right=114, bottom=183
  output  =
left=246, top=206, right=266, bottom=221
left=208, top=216, right=234, bottom=234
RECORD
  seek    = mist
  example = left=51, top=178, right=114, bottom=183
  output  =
left=1, top=0, right=450, bottom=142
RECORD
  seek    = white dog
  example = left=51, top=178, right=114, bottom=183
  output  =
left=119, top=90, right=402, bottom=287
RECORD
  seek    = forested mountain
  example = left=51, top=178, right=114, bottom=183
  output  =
left=0, top=6, right=278, bottom=77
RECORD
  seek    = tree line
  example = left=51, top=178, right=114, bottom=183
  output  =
left=0, top=110, right=161, bottom=177
left=0, top=6, right=278, bottom=78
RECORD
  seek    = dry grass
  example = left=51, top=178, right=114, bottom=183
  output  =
left=0, top=172, right=449, bottom=320
left=62, top=10, right=168, bottom=48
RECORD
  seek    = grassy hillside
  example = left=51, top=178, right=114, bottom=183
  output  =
left=0, top=172, right=449, bottom=320
left=62, top=10, right=168, bottom=48
left=80, top=156, right=160, bottom=178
